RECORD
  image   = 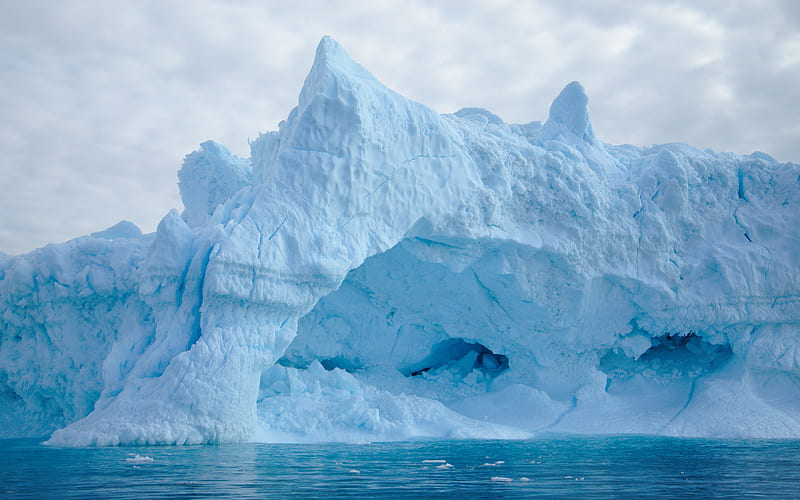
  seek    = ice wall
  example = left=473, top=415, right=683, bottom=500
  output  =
left=1, top=37, right=799, bottom=445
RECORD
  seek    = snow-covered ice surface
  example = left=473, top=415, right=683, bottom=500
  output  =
left=1, top=37, right=799, bottom=445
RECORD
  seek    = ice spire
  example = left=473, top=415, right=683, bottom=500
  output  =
left=539, top=81, right=599, bottom=146
left=298, top=35, right=378, bottom=109
left=538, top=81, right=617, bottom=174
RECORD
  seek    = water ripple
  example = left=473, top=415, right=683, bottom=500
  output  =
left=3, top=436, right=800, bottom=498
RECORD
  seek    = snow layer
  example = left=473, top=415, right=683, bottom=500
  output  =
left=1, top=37, right=799, bottom=445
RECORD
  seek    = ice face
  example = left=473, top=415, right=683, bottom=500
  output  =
left=1, top=36, right=799, bottom=445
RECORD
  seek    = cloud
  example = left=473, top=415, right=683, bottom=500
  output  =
left=0, top=0, right=797, bottom=254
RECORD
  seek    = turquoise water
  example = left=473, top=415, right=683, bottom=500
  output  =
left=2, top=436, right=800, bottom=498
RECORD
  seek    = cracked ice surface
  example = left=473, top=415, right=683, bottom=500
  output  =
left=1, top=37, right=799, bottom=445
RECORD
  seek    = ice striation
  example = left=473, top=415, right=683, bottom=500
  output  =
left=1, top=37, right=799, bottom=445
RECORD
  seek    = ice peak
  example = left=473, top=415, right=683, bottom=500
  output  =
left=540, top=81, right=598, bottom=145
left=298, top=36, right=377, bottom=108
left=90, top=220, right=141, bottom=240
left=315, top=35, right=344, bottom=62
left=310, top=35, right=349, bottom=74
left=282, top=35, right=451, bottom=176
left=178, top=140, right=251, bottom=227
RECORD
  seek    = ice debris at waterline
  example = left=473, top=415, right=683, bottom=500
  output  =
left=125, top=454, right=154, bottom=464
left=0, top=37, right=798, bottom=446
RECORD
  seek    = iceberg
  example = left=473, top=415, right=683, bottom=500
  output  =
left=1, top=37, right=799, bottom=445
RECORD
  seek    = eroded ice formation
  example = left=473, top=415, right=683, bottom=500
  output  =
left=1, top=37, right=799, bottom=445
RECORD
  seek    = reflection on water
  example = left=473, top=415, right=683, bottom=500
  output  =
left=2, top=436, right=800, bottom=498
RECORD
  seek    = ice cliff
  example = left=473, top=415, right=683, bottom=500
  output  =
left=1, top=37, right=799, bottom=445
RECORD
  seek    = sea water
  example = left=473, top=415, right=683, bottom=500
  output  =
left=2, top=436, right=800, bottom=498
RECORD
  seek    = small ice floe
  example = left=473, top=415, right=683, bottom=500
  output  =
left=126, top=454, right=154, bottom=464
left=480, top=461, right=505, bottom=467
left=435, top=463, right=454, bottom=470
left=520, top=477, right=530, bottom=482
left=491, top=476, right=513, bottom=483
left=349, top=469, right=361, bottom=474
left=422, top=459, right=447, bottom=464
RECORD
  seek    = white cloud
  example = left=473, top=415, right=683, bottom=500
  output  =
left=0, top=0, right=797, bottom=254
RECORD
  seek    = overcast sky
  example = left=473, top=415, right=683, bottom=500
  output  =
left=1, top=0, right=797, bottom=255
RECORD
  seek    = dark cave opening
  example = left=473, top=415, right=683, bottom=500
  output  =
left=599, top=332, right=733, bottom=381
left=402, top=338, right=509, bottom=380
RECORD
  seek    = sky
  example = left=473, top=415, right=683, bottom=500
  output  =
left=1, top=0, right=798, bottom=255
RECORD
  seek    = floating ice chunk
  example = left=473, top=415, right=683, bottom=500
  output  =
left=422, top=459, right=447, bottom=464
left=520, top=477, right=530, bottom=482
left=126, top=454, right=154, bottom=464
left=491, top=476, right=513, bottom=483
left=435, top=463, right=454, bottom=469
left=348, top=469, right=360, bottom=474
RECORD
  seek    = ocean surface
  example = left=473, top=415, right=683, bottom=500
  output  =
left=2, top=436, right=800, bottom=498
